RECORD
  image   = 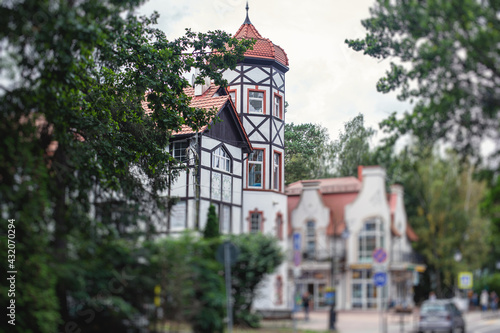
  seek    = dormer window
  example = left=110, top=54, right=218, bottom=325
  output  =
left=213, top=146, right=231, bottom=172
left=248, top=90, right=265, bottom=113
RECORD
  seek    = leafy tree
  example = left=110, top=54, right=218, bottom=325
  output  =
left=330, top=113, right=376, bottom=177
left=0, top=0, right=251, bottom=332
left=345, top=0, right=500, bottom=160
left=346, top=0, right=500, bottom=280
left=480, top=174, right=500, bottom=271
left=401, top=148, right=489, bottom=297
left=228, top=233, right=284, bottom=327
left=284, top=122, right=332, bottom=184
left=203, top=204, right=220, bottom=239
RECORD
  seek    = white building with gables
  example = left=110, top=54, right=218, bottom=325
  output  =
left=286, top=166, right=425, bottom=311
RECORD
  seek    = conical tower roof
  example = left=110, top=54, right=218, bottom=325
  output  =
left=234, top=3, right=289, bottom=68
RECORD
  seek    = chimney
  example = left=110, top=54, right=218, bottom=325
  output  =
left=358, top=165, right=363, bottom=182
left=191, top=69, right=210, bottom=96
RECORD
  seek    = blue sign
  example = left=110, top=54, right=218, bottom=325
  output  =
left=373, top=248, right=387, bottom=263
left=325, top=291, right=335, bottom=305
left=373, top=272, right=387, bottom=287
left=293, top=233, right=301, bottom=251
left=293, top=233, right=301, bottom=266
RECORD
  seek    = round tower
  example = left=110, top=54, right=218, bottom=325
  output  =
left=223, top=3, right=290, bottom=311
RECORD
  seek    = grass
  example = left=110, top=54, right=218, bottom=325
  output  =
left=154, top=320, right=333, bottom=333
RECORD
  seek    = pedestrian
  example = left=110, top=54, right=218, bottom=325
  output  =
left=480, top=289, right=489, bottom=312
left=302, top=291, right=311, bottom=321
left=429, top=291, right=436, bottom=300
left=490, top=291, right=498, bottom=311
left=472, top=292, right=478, bottom=310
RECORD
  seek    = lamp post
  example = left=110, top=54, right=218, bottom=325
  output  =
left=329, top=250, right=337, bottom=331
left=329, top=227, right=349, bottom=331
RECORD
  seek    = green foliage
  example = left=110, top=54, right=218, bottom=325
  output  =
left=228, top=233, right=284, bottom=327
left=0, top=0, right=252, bottom=332
left=475, top=273, right=500, bottom=296
left=393, top=146, right=489, bottom=296
left=347, top=0, right=500, bottom=289
left=481, top=174, right=500, bottom=271
left=346, top=0, right=500, bottom=159
left=284, top=122, right=333, bottom=184
left=204, top=204, right=221, bottom=239
left=330, top=113, right=376, bottom=177
left=148, top=234, right=225, bottom=333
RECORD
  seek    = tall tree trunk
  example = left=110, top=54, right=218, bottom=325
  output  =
left=435, top=267, right=443, bottom=298
left=53, top=147, right=70, bottom=325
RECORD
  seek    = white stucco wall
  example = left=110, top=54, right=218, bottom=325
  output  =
left=345, top=167, right=391, bottom=265
left=289, top=181, right=330, bottom=260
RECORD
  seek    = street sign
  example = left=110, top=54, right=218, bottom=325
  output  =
left=458, top=272, right=473, bottom=289
left=216, top=241, right=239, bottom=266
left=154, top=284, right=161, bottom=307
left=373, top=248, right=387, bottom=264
left=373, top=271, right=387, bottom=287
left=293, top=233, right=301, bottom=266
left=293, top=233, right=301, bottom=251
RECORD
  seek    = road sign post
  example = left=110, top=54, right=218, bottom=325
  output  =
left=372, top=248, right=388, bottom=333
left=374, top=271, right=388, bottom=287
left=216, top=241, right=239, bottom=333
left=458, top=272, right=473, bottom=289
left=373, top=248, right=388, bottom=264
left=292, top=232, right=301, bottom=333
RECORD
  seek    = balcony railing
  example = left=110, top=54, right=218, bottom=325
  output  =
left=290, top=248, right=346, bottom=262
left=391, top=251, right=425, bottom=264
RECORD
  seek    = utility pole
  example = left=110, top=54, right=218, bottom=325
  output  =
left=329, top=224, right=337, bottom=331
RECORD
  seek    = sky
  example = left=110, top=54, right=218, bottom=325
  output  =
left=137, top=0, right=411, bottom=143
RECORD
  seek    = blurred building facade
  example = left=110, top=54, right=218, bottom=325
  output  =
left=286, top=166, right=425, bottom=311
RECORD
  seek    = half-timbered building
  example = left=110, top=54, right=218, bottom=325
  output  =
left=222, top=5, right=290, bottom=311
left=161, top=83, right=253, bottom=235
left=160, top=6, right=291, bottom=312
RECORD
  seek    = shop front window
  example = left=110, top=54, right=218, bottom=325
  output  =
left=351, top=269, right=384, bottom=309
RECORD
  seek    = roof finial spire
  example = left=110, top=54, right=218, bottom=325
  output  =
left=244, top=1, right=252, bottom=25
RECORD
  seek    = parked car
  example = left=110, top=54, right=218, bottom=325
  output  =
left=418, top=299, right=466, bottom=333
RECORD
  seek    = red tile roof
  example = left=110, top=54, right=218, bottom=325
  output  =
left=142, top=84, right=252, bottom=150
left=142, top=84, right=229, bottom=135
left=286, top=177, right=361, bottom=195
left=286, top=178, right=361, bottom=237
left=234, top=23, right=289, bottom=67
left=286, top=177, right=418, bottom=241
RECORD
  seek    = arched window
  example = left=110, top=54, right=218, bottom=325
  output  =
left=212, top=146, right=231, bottom=172
left=358, top=217, right=385, bottom=263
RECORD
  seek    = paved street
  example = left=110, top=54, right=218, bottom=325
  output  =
left=288, top=309, right=500, bottom=333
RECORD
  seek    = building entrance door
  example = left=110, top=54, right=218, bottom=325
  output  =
left=351, top=269, right=387, bottom=309
left=296, top=281, right=328, bottom=310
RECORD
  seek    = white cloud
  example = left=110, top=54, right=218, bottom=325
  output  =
left=138, top=0, right=410, bottom=142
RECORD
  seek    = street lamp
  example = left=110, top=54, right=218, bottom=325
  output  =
left=329, top=227, right=349, bottom=331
